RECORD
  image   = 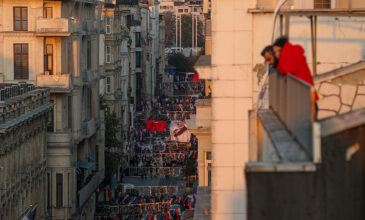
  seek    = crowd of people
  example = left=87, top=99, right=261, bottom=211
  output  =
left=96, top=70, right=201, bottom=219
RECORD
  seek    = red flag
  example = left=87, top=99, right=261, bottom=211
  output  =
left=191, top=72, right=199, bottom=81
left=146, top=120, right=167, bottom=131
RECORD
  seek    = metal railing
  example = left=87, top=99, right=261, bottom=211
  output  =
left=269, top=72, right=315, bottom=154
left=0, top=83, right=35, bottom=101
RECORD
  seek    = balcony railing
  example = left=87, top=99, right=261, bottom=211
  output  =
left=37, top=73, right=72, bottom=91
left=269, top=72, right=316, bottom=154
left=81, top=70, right=98, bottom=84
left=78, top=170, right=103, bottom=207
left=82, top=118, right=96, bottom=138
left=35, top=18, right=81, bottom=36
left=82, top=20, right=98, bottom=33
left=248, top=72, right=319, bottom=168
left=47, top=129, right=73, bottom=147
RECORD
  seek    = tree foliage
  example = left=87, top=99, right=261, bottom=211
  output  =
left=168, top=52, right=195, bottom=73
left=104, top=111, right=122, bottom=180
left=105, top=111, right=121, bottom=149
left=164, top=12, right=205, bottom=48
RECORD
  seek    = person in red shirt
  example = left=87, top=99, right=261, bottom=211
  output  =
left=272, top=37, right=319, bottom=116
left=273, top=37, right=315, bottom=86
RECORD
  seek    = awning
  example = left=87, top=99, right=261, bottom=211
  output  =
left=77, top=161, right=95, bottom=171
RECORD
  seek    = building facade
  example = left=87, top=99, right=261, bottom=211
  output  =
left=193, top=0, right=365, bottom=220
left=0, top=85, right=52, bottom=220
left=0, top=0, right=105, bottom=219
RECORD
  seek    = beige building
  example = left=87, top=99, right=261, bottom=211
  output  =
left=193, top=0, right=365, bottom=220
left=0, top=85, right=52, bottom=220
left=0, top=0, right=105, bottom=219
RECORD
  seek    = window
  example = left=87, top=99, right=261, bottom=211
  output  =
left=178, top=9, right=183, bottom=13
left=136, top=72, right=142, bottom=109
left=68, top=96, right=72, bottom=129
left=14, top=7, right=28, bottom=31
left=87, top=40, right=91, bottom=69
left=121, top=16, right=126, bottom=27
left=14, top=44, right=29, bottom=80
left=314, top=0, right=331, bottom=8
left=44, top=44, right=53, bottom=75
left=205, top=151, right=212, bottom=186
left=185, top=9, right=189, bottom=12
left=208, top=163, right=211, bottom=186
left=106, top=76, right=111, bottom=93
left=106, top=46, right=111, bottom=63
left=135, top=51, right=141, bottom=68
left=135, top=32, right=141, bottom=47
left=47, top=173, right=51, bottom=208
left=44, top=7, right=53, bottom=18
left=127, top=15, right=132, bottom=28
left=56, top=174, right=63, bottom=208
left=105, top=17, right=111, bottom=34
left=47, top=100, right=54, bottom=132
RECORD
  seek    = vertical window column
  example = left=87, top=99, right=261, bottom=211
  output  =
left=56, top=173, right=63, bottom=208
left=14, top=44, right=29, bottom=80
left=44, top=44, right=53, bottom=75
left=106, top=46, right=111, bottom=63
left=14, top=7, right=28, bottom=31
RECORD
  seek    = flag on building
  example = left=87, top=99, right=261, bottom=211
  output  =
left=169, top=121, right=191, bottom=143
left=22, top=206, right=37, bottom=220
left=146, top=120, right=168, bottom=131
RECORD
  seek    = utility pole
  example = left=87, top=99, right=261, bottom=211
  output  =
left=195, top=14, right=198, bottom=51
left=192, top=11, right=194, bottom=52
left=179, top=14, right=182, bottom=52
left=175, top=11, right=178, bottom=51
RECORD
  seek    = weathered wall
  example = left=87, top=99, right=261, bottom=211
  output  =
left=315, top=70, right=365, bottom=119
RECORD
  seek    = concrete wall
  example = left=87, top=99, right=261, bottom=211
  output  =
left=210, top=0, right=255, bottom=219
left=0, top=89, right=49, bottom=220
left=316, top=75, right=365, bottom=119
left=246, top=124, right=365, bottom=220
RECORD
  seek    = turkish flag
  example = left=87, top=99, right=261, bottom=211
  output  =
left=191, top=72, right=199, bottom=81
left=146, top=120, right=167, bottom=131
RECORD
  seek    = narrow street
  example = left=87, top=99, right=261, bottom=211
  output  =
left=95, top=72, right=205, bottom=219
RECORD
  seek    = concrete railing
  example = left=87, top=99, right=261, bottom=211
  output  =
left=47, top=130, right=73, bottom=147
left=78, top=170, right=103, bottom=207
left=82, top=118, right=96, bottom=138
left=35, top=18, right=81, bottom=35
left=269, top=72, right=316, bottom=154
left=0, top=88, right=49, bottom=124
left=37, top=73, right=72, bottom=90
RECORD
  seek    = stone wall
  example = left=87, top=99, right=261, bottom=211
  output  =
left=316, top=80, right=365, bottom=120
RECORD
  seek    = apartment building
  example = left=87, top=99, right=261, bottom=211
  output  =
left=100, top=0, right=127, bottom=142
left=0, top=0, right=105, bottom=219
left=159, top=0, right=203, bottom=14
left=0, top=85, right=51, bottom=220
left=193, top=0, right=365, bottom=220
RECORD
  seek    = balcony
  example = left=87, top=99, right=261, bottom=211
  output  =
left=82, top=20, right=98, bottom=33
left=35, top=18, right=80, bottom=36
left=82, top=119, right=96, bottom=138
left=247, top=72, right=318, bottom=172
left=47, top=130, right=73, bottom=148
left=78, top=170, right=103, bottom=207
left=81, top=70, right=98, bottom=84
left=37, top=73, right=73, bottom=92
